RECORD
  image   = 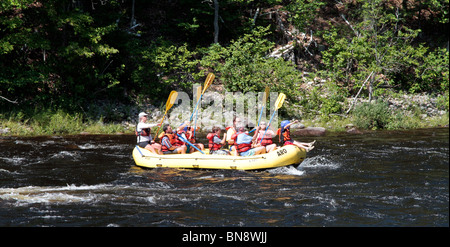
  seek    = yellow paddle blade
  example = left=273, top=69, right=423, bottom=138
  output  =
left=263, top=86, right=270, bottom=102
left=201, top=73, right=215, bottom=94
left=275, top=93, right=286, bottom=110
left=158, top=131, right=165, bottom=139
left=155, top=114, right=166, bottom=139
left=155, top=91, right=177, bottom=139
left=166, top=90, right=178, bottom=111
left=196, top=85, right=202, bottom=102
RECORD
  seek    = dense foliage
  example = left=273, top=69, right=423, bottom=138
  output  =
left=1, top=0, right=448, bottom=126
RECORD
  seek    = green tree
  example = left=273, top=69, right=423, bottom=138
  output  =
left=285, top=0, right=325, bottom=32
left=0, top=0, right=124, bottom=111
left=322, top=0, right=424, bottom=102
left=412, top=47, right=449, bottom=93
left=200, top=26, right=304, bottom=110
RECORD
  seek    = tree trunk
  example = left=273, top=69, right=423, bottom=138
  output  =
left=213, top=0, right=219, bottom=44
left=252, top=7, right=260, bottom=26
left=368, top=73, right=375, bottom=102
left=130, top=0, right=136, bottom=28
left=346, top=71, right=374, bottom=114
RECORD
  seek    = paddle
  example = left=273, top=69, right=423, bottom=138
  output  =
left=191, top=85, right=202, bottom=120
left=176, top=133, right=205, bottom=154
left=192, top=85, right=202, bottom=139
left=155, top=90, right=178, bottom=139
left=192, top=73, right=215, bottom=138
left=259, top=93, right=286, bottom=144
left=249, top=86, right=270, bottom=134
left=190, top=73, right=214, bottom=122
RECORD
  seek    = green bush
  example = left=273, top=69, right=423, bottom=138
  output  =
left=0, top=109, right=131, bottom=136
left=28, top=110, right=84, bottom=135
left=436, top=92, right=449, bottom=110
left=320, top=82, right=348, bottom=117
left=352, top=100, right=391, bottom=130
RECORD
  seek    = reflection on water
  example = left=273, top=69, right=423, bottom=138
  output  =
left=0, top=129, right=448, bottom=227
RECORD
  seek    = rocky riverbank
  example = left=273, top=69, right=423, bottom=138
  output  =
left=383, top=94, right=447, bottom=118
left=1, top=92, right=448, bottom=136
left=97, top=92, right=449, bottom=134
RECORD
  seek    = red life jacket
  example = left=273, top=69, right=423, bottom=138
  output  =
left=185, top=129, right=196, bottom=143
left=207, top=133, right=222, bottom=151
left=177, top=128, right=196, bottom=144
left=174, top=130, right=188, bottom=146
left=230, top=132, right=238, bottom=145
left=235, top=132, right=251, bottom=153
left=257, top=133, right=273, bottom=146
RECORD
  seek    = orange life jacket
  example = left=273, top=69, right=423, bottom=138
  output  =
left=277, top=127, right=292, bottom=145
left=160, top=133, right=179, bottom=152
left=207, top=133, right=222, bottom=151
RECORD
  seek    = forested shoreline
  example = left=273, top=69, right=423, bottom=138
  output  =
left=1, top=0, right=449, bottom=135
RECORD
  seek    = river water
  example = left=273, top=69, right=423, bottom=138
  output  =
left=0, top=128, right=448, bottom=227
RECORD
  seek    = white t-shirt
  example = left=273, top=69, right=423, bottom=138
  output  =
left=136, top=122, right=157, bottom=143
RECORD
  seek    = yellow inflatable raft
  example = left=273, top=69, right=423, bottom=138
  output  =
left=132, top=145, right=306, bottom=170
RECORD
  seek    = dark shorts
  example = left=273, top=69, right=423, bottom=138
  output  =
left=163, top=149, right=179, bottom=154
left=138, top=141, right=149, bottom=148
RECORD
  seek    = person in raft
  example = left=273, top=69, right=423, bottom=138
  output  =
left=160, top=124, right=187, bottom=154
left=234, top=125, right=266, bottom=156
left=177, top=121, right=204, bottom=153
left=136, top=112, right=162, bottom=154
left=207, top=126, right=230, bottom=155
left=225, top=117, right=242, bottom=156
left=255, top=121, right=277, bottom=153
left=278, top=120, right=315, bottom=152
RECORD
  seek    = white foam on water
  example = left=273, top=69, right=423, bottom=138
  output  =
left=41, top=140, right=57, bottom=146
left=0, top=184, right=114, bottom=206
left=0, top=168, right=20, bottom=175
left=146, top=196, right=157, bottom=204
left=213, top=193, right=246, bottom=201
left=78, top=143, right=128, bottom=149
left=268, top=166, right=305, bottom=176
left=299, top=155, right=341, bottom=170
left=148, top=182, right=173, bottom=189
left=196, top=174, right=225, bottom=180
left=77, top=143, right=98, bottom=149
left=0, top=156, right=27, bottom=166
left=0, top=190, right=95, bottom=205
left=101, top=144, right=129, bottom=150
left=14, top=140, right=32, bottom=145
left=50, top=151, right=80, bottom=160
